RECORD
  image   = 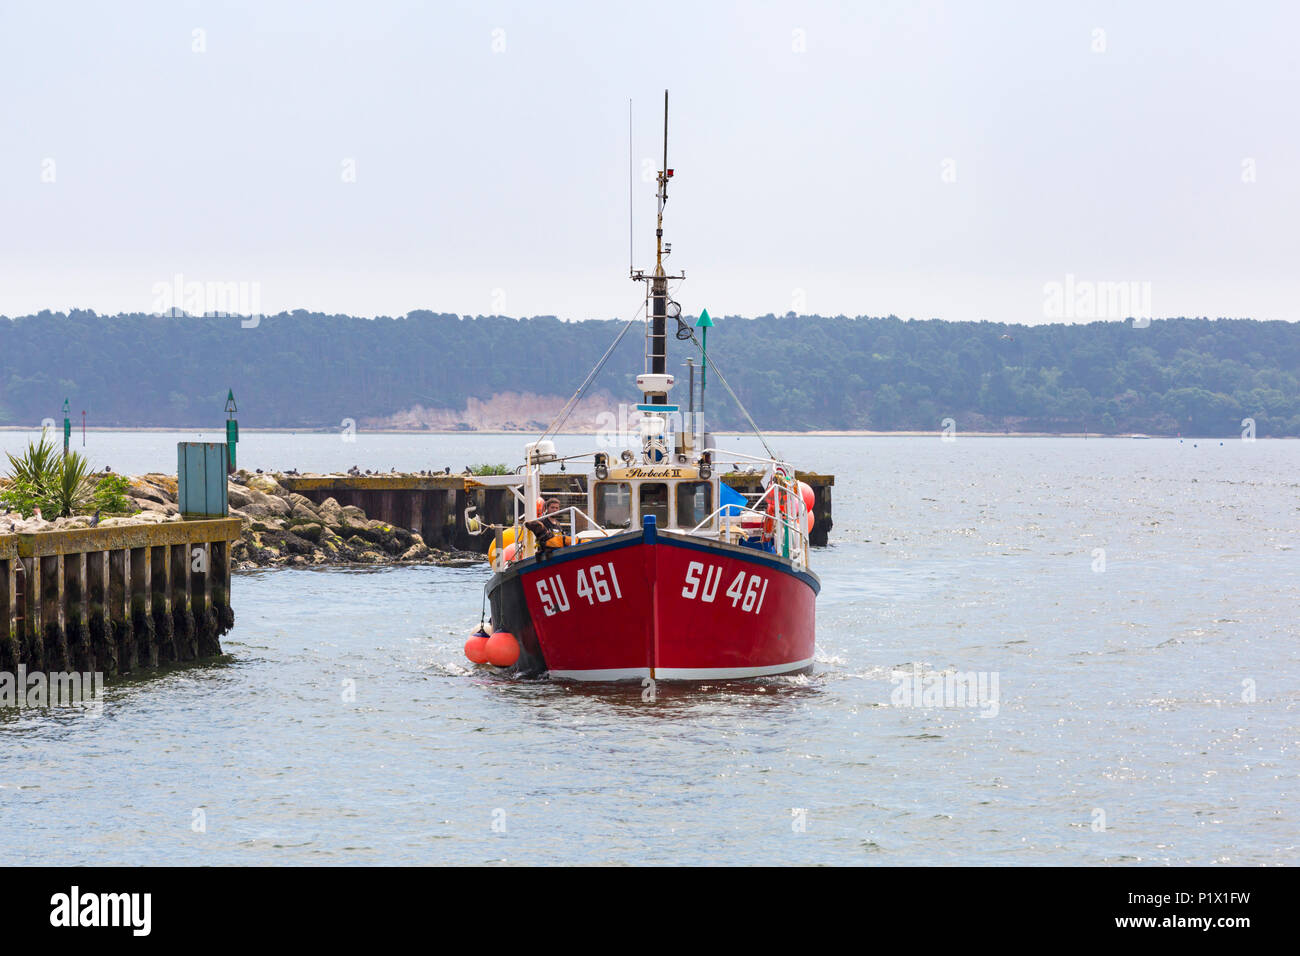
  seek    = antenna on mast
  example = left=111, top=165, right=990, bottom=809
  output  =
left=662, top=89, right=668, bottom=184
left=628, top=98, right=634, bottom=276
left=656, top=89, right=669, bottom=275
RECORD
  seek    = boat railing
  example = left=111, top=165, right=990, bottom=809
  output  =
left=492, top=453, right=810, bottom=569
left=686, top=481, right=811, bottom=568
left=496, top=504, right=612, bottom=570
left=557, top=505, right=610, bottom=541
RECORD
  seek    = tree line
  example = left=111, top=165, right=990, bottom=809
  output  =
left=1, top=309, right=1296, bottom=436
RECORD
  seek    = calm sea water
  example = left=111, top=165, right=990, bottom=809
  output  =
left=1, top=429, right=1296, bottom=865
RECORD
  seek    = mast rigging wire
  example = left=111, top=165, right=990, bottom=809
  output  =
left=536, top=302, right=646, bottom=444
left=678, top=324, right=779, bottom=461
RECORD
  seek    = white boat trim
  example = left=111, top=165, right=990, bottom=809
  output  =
left=547, top=667, right=653, bottom=681
left=548, top=659, right=816, bottom=681
left=654, top=658, right=815, bottom=680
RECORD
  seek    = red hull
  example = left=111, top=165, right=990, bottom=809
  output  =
left=489, top=521, right=818, bottom=681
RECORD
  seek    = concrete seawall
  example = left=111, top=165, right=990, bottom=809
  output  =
left=0, top=518, right=241, bottom=677
left=280, top=472, right=835, bottom=550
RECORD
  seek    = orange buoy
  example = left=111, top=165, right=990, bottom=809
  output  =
left=486, top=631, right=520, bottom=667
left=464, top=632, right=489, bottom=664
left=488, top=527, right=521, bottom=564
left=798, top=480, right=816, bottom=512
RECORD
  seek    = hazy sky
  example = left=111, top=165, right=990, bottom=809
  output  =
left=2, top=0, right=1296, bottom=324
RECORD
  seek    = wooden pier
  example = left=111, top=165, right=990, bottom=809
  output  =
left=0, top=519, right=241, bottom=677
left=279, top=472, right=834, bottom=550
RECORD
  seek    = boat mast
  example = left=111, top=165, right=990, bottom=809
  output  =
left=632, top=91, right=685, bottom=402
left=631, top=91, right=685, bottom=462
left=649, top=89, right=669, bottom=399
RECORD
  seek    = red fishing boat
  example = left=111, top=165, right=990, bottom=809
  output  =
left=463, top=92, right=819, bottom=682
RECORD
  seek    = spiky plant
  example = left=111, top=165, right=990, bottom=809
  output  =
left=5, top=430, right=60, bottom=486
left=1, top=432, right=60, bottom=517
left=49, top=450, right=93, bottom=517
left=0, top=433, right=95, bottom=518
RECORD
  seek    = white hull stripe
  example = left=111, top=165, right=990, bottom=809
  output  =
left=548, top=659, right=814, bottom=682
left=547, top=667, right=652, bottom=681
left=654, top=659, right=814, bottom=680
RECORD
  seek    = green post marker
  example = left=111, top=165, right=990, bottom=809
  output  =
left=695, top=308, right=714, bottom=419
left=225, top=389, right=239, bottom=474
left=61, top=397, right=71, bottom=458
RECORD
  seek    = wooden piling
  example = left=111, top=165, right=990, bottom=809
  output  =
left=0, top=538, right=19, bottom=672
left=109, top=547, right=132, bottom=672
left=211, top=540, right=233, bottom=637
left=130, top=546, right=154, bottom=668
left=23, top=556, right=43, bottom=671
left=170, top=542, right=196, bottom=661
left=192, top=541, right=221, bottom=658
left=64, top=552, right=91, bottom=673
left=151, top=545, right=175, bottom=664
left=87, top=549, right=114, bottom=676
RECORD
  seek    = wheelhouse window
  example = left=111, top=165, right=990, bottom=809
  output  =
left=676, top=481, right=713, bottom=529
left=594, top=482, right=632, bottom=529
left=639, top=482, right=669, bottom=528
